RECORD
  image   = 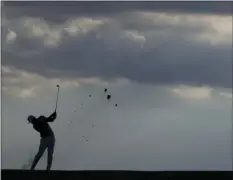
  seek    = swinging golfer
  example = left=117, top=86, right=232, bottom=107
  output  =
left=27, top=111, right=57, bottom=170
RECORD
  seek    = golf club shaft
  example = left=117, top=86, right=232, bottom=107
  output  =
left=55, top=86, right=59, bottom=111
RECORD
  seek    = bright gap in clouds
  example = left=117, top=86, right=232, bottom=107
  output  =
left=172, top=85, right=214, bottom=100
left=6, top=29, right=17, bottom=43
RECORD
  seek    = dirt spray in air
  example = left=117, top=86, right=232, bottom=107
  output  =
left=21, top=151, right=34, bottom=170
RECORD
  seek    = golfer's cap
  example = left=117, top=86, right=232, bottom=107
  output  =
left=27, top=115, right=35, bottom=123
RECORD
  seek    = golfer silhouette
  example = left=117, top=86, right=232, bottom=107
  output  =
left=27, top=111, right=57, bottom=170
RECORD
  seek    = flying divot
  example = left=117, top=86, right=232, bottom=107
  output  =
left=115, top=104, right=118, bottom=107
left=107, top=94, right=111, bottom=100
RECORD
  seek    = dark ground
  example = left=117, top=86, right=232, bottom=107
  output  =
left=1, top=170, right=232, bottom=180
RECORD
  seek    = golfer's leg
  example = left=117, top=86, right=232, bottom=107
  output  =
left=31, top=139, right=47, bottom=170
left=46, top=137, right=55, bottom=170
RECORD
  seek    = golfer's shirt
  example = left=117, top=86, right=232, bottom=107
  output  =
left=33, top=116, right=55, bottom=139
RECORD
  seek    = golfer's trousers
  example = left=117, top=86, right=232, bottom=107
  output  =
left=39, top=136, right=55, bottom=156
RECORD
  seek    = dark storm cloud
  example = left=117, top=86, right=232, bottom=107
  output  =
left=2, top=1, right=232, bottom=23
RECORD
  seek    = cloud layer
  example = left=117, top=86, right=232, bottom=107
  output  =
left=2, top=3, right=232, bottom=90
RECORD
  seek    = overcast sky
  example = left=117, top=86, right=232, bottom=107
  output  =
left=1, top=1, right=232, bottom=170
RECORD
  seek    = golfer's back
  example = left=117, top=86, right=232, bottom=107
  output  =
left=33, top=116, right=54, bottom=139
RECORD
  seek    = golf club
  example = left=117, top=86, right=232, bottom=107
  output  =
left=55, top=85, right=60, bottom=112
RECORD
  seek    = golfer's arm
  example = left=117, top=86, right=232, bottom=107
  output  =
left=46, top=113, right=56, bottom=122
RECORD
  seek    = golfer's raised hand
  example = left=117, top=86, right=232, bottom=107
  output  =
left=52, top=111, right=57, bottom=118
left=47, top=111, right=57, bottom=122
